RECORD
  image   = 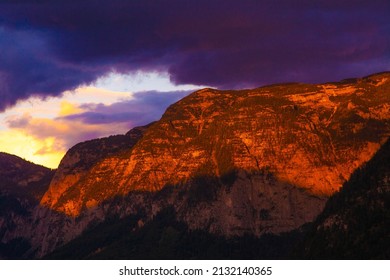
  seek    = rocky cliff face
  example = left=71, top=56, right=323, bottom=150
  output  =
left=41, top=124, right=151, bottom=214
left=42, top=73, right=390, bottom=221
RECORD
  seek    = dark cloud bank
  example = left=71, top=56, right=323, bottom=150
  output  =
left=0, top=0, right=389, bottom=111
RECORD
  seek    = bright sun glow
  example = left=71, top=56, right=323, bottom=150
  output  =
left=0, top=130, right=64, bottom=168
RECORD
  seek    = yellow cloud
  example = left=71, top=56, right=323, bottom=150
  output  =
left=58, top=101, right=85, bottom=117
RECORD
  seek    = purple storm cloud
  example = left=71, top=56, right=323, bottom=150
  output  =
left=0, top=0, right=389, bottom=111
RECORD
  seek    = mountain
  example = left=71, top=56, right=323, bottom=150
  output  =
left=1, top=72, right=389, bottom=259
left=0, top=152, right=54, bottom=200
left=297, top=138, right=390, bottom=259
left=46, top=139, right=390, bottom=260
left=41, top=72, right=389, bottom=236
left=0, top=153, right=54, bottom=259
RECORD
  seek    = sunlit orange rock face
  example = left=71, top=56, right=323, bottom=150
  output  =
left=41, top=73, right=390, bottom=217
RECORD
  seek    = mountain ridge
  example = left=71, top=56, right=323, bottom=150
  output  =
left=41, top=124, right=153, bottom=212
left=0, top=72, right=389, bottom=259
left=0, top=152, right=54, bottom=200
left=41, top=73, right=390, bottom=218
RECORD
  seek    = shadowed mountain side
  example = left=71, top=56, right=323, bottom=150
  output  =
left=43, top=168, right=325, bottom=259
left=41, top=73, right=390, bottom=216
left=164, top=169, right=326, bottom=236
left=296, top=138, right=390, bottom=259
left=45, top=207, right=308, bottom=260
left=0, top=153, right=55, bottom=259
left=0, top=152, right=54, bottom=201
left=1, top=168, right=325, bottom=259
left=0, top=192, right=153, bottom=259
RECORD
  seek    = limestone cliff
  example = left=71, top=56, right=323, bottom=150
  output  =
left=41, top=124, right=151, bottom=213
left=42, top=72, right=390, bottom=221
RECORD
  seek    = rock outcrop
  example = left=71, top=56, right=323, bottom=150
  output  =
left=41, top=124, right=152, bottom=215
left=42, top=72, right=390, bottom=221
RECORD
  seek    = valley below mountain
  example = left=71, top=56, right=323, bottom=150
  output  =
left=1, top=72, right=389, bottom=259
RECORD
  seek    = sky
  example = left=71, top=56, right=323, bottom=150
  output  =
left=0, top=0, right=389, bottom=168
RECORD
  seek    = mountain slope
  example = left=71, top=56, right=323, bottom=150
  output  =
left=0, top=153, right=54, bottom=259
left=298, top=138, right=390, bottom=259
left=41, top=124, right=152, bottom=214
left=45, top=139, right=390, bottom=260
left=0, top=152, right=54, bottom=200
left=45, top=207, right=305, bottom=260
left=41, top=73, right=390, bottom=228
